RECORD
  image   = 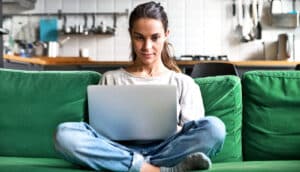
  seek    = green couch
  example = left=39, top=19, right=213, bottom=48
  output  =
left=0, top=68, right=299, bottom=172
left=199, top=71, right=300, bottom=172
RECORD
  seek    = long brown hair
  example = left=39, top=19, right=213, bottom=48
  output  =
left=129, top=1, right=181, bottom=73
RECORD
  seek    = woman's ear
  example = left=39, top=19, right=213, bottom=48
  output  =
left=164, top=29, right=170, bottom=41
left=165, top=29, right=170, bottom=37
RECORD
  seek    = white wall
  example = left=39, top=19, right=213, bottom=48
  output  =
left=3, top=0, right=300, bottom=61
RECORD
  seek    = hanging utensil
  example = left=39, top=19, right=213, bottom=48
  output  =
left=63, top=15, right=72, bottom=34
left=251, top=0, right=258, bottom=27
left=90, top=14, right=97, bottom=34
left=256, top=0, right=263, bottom=39
left=241, top=0, right=252, bottom=42
left=249, top=0, right=258, bottom=40
left=83, top=14, right=89, bottom=35
left=236, top=0, right=243, bottom=39
left=237, top=0, right=243, bottom=28
left=232, top=0, right=237, bottom=29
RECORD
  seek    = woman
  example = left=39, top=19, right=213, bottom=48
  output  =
left=55, top=1, right=226, bottom=172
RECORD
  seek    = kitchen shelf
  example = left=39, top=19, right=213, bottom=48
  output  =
left=59, top=31, right=115, bottom=36
left=3, top=9, right=129, bottom=28
left=271, top=13, right=299, bottom=28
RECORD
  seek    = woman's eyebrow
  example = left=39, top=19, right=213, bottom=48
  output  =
left=133, top=32, right=161, bottom=37
left=133, top=32, right=143, bottom=36
left=151, top=33, right=160, bottom=37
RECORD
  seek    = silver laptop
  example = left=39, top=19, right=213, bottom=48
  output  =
left=87, top=85, right=177, bottom=141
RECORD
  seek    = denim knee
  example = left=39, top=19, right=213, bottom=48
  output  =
left=189, top=116, right=226, bottom=155
left=54, top=122, right=84, bottom=155
left=203, top=116, right=226, bottom=150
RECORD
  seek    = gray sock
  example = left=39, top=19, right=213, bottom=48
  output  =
left=160, top=152, right=212, bottom=172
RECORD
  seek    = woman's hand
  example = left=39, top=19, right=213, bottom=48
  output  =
left=177, top=125, right=183, bottom=132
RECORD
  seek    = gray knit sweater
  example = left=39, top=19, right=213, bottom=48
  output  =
left=100, top=68, right=205, bottom=126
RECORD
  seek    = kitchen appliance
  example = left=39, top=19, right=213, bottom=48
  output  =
left=47, top=37, right=70, bottom=57
left=79, top=48, right=89, bottom=57
left=180, top=55, right=229, bottom=61
left=277, top=33, right=294, bottom=61
left=48, top=41, right=59, bottom=57
left=34, top=41, right=47, bottom=56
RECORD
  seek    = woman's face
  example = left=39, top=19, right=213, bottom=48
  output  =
left=131, top=18, right=169, bottom=66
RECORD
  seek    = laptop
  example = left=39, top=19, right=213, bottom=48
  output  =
left=87, top=85, right=177, bottom=141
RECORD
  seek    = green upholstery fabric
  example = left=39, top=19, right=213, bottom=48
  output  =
left=194, top=76, right=242, bottom=162
left=0, top=156, right=93, bottom=172
left=201, top=160, right=300, bottom=172
left=242, top=71, right=300, bottom=160
left=1, top=158, right=300, bottom=172
left=0, top=69, right=100, bottom=158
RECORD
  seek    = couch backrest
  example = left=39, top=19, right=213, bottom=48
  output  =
left=0, top=69, right=100, bottom=158
left=194, top=76, right=243, bottom=162
left=242, top=71, right=300, bottom=160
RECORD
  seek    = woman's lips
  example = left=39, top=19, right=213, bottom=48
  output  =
left=141, top=53, right=154, bottom=58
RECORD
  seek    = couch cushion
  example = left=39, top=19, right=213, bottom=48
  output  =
left=202, top=160, right=300, bottom=172
left=0, top=156, right=93, bottom=172
left=0, top=69, right=100, bottom=158
left=194, top=76, right=242, bottom=162
left=242, top=71, right=300, bottom=160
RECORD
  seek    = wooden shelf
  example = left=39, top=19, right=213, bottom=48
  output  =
left=4, top=55, right=300, bottom=67
left=4, top=55, right=92, bottom=65
left=175, top=60, right=299, bottom=67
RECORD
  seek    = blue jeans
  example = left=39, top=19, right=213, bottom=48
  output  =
left=54, top=116, right=225, bottom=172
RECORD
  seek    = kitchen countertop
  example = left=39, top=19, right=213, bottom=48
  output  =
left=3, top=55, right=133, bottom=66
left=3, top=55, right=300, bottom=67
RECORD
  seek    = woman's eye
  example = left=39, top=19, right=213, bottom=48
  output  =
left=151, top=35, right=160, bottom=41
left=134, top=36, right=144, bottom=40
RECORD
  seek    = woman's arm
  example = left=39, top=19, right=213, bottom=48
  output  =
left=179, top=77, right=205, bottom=125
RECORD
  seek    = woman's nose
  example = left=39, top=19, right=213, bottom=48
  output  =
left=143, top=39, right=152, bottom=50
